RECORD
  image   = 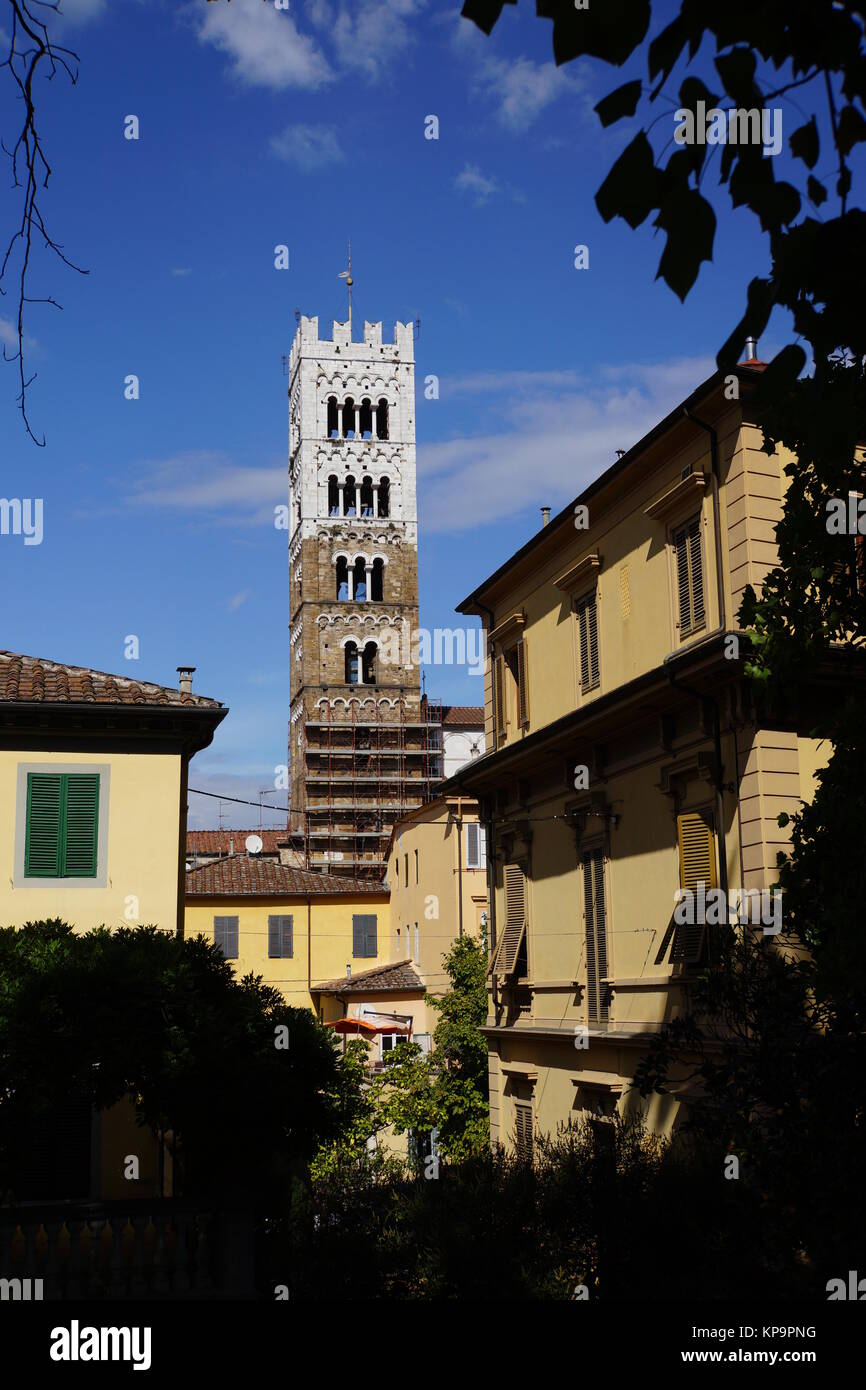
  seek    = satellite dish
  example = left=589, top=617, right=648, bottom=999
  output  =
left=245, top=834, right=264, bottom=855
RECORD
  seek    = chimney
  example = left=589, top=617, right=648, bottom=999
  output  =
left=616, top=449, right=626, bottom=459
left=541, top=507, right=551, bottom=527
left=743, top=335, right=758, bottom=361
left=177, top=665, right=195, bottom=695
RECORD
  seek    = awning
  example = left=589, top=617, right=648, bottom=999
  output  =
left=331, top=1017, right=412, bottom=1036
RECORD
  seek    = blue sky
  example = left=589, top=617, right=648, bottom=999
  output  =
left=0, top=0, right=843, bottom=827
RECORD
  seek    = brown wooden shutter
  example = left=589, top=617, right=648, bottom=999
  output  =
left=494, top=655, right=506, bottom=745
left=675, top=525, right=691, bottom=631
left=583, top=847, right=609, bottom=1022
left=674, top=812, right=716, bottom=964
left=688, top=517, right=705, bottom=627
left=496, top=863, right=527, bottom=977
left=675, top=516, right=705, bottom=636
left=517, top=639, right=529, bottom=728
left=588, top=595, right=599, bottom=688
left=514, top=1102, right=533, bottom=1162
left=577, top=593, right=600, bottom=691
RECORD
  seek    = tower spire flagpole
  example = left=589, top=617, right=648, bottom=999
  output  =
left=338, top=241, right=353, bottom=335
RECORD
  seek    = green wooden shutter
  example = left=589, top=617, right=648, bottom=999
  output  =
left=25, top=773, right=99, bottom=878
left=62, top=774, right=100, bottom=876
left=25, top=774, right=63, bottom=877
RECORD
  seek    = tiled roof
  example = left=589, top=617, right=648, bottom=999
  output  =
left=184, top=854, right=385, bottom=897
left=187, top=829, right=291, bottom=855
left=441, top=705, right=484, bottom=726
left=314, top=959, right=424, bottom=994
left=0, top=651, right=223, bottom=709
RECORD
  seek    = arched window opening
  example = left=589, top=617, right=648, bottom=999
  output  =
left=376, top=399, right=389, bottom=440
left=345, top=642, right=360, bottom=685
left=328, top=475, right=340, bottom=516
left=362, top=641, right=377, bottom=685
left=371, top=558, right=384, bottom=602
left=353, top=557, right=367, bottom=601
left=359, top=399, right=373, bottom=439
left=336, top=556, right=349, bottom=601
left=327, top=397, right=338, bottom=438
left=343, top=476, right=356, bottom=516
left=360, top=476, right=374, bottom=517
left=343, top=397, right=356, bottom=439
left=378, top=477, right=390, bottom=517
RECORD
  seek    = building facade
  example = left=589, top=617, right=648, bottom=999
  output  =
left=288, top=315, right=441, bottom=878
left=452, top=362, right=833, bottom=1156
left=441, top=705, right=485, bottom=779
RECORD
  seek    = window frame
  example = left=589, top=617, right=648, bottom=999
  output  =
left=14, top=763, right=110, bottom=889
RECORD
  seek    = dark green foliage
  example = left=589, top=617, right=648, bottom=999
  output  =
left=0, top=921, right=339, bottom=1204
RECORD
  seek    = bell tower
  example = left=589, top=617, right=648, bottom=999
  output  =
left=288, top=310, right=439, bottom=876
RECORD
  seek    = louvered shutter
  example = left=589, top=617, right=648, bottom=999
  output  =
left=674, top=812, right=716, bottom=963
left=353, top=913, right=377, bottom=957
left=479, top=825, right=487, bottom=867
left=269, top=914, right=293, bottom=958
left=517, top=639, right=529, bottom=728
left=466, top=822, right=480, bottom=868
left=577, top=594, right=600, bottom=691
left=675, top=525, right=691, bottom=631
left=584, top=847, right=609, bottom=1022
left=497, top=863, right=527, bottom=977
left=25, top=774, right=63, bottom=877
left=514, top=1103, right=533, bottom=1162
left=282, top=915, right=293, bottom=958
left=268, top=916, right=280, bottom=958
left=214, top=915, right=238, bottom=959
left=63, top=775, right=100, bottom=876
left=688, top=517, right=705, bottom=627
left=494, top=655, right=506, bottom=744
left=675, top=516, right=705, bottom=636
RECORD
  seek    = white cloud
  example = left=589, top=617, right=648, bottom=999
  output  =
left=0, top=317, right=37, bottom=351
left=197, top=0, right=333, bottom=90
left=454, top=163, right=499, bottom=205
left=54, top=0, right=107, bottom=25
left=417, top=357, right=716, bottom=533
left=477, top=53, right=576, bottom=131
left=270, top=123, right=345, bottom=171
left=125, top=451, right=282, bottom=526
left=227, top=589, right=252, bottom=612
left=171, top=267, right=193, bottom=277
left=309, top=0, right=425, bottom=82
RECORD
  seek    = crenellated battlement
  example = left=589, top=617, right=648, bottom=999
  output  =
left=290, top=315, right=414, bottom=376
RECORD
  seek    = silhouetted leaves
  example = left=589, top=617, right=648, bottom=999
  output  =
left=595, top=79, right=642, bottom=128
left=654, top=187, right=716, bottom=301
left=595, top=131, right=661, bottom=228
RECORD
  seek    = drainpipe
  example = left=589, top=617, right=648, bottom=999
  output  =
left=456, top=798, right=465, bottom=940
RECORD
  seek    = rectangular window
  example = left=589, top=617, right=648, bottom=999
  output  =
left=214, top=915, right=239, bottom=959
left=673, top=515, right=706, bottom=638
left=414, top=848, right=419, bottom=883
left=414, top=922, right=419, bottom=963
left=404, top=853, right=409, bottom=885
left=466, top=821, right=487, bottom=869
left=25, top=772, right=100, bottom=878
left=493, top=654, right=506, bottom=746
left=268, top=914, right=293, bottom=958
left=491, top=863, right=527, bottom=979
left=514, top=1102, right=533, bottom=1163
left=576, top=592, right=600, bottom=692
left=583, top=847, right=609, bottom=1023
left=516, top=638, right=529, bottom=729
left=672, top=811, right=716, bottom=964
left=353, top=913, right=377, bottom=958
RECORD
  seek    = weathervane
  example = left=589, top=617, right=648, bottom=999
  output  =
left=338, top=240, right=353, bottom=334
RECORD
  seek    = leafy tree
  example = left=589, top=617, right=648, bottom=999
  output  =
left=0, top=921, right=340, bottom=1203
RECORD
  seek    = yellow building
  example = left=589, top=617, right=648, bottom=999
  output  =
left=184, top=853, right=390, bottom=1016
left=0, top=650, right=226, bottom=1200
left=452, top=359, right=832, bottom=1157
left=384, top=793, right=489, bottom=1004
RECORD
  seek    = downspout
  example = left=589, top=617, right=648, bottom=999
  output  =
left=456, top=798, right=464, bottom=940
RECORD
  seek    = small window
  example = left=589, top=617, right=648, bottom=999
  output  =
left=396, top=925, right=401, bottom=955
left=414, top=922, right=419, bottom=963
left=404, top=852, right=409, bottom=884
left=466, top=822, right=487, bottom=870
left=576, top=591, right=600, bottom=692
left=673, top=515, right=705, bottom=638
left=514, top=1102, right=533, bottom=1163
left=214, top=915, right=239, bottom=959
left=583, top=847, right=609, bottom=1023
left=353, top=913, right=377, bottom=958
left=268, top=914, right=293, bottom=958
left=25, top=772, right=100, bottom=878
left=414, top=848, right=419, bottom=883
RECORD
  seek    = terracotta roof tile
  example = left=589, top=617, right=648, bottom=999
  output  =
left=314, top=959, right=424, bottom=994
left=184, top=854, right=385, bottom=897
left=187, top=829, right=292, bottom=855
left=0, top=651, right=223, bottom=710
left=441, top=705, right=484, bottom=726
